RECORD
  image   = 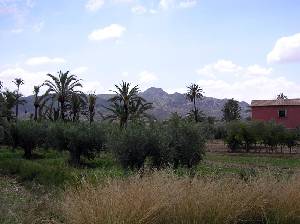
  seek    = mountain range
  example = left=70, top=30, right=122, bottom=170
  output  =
left=19, top=87, right=250, bottom=120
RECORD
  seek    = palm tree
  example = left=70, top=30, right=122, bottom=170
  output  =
left=186, top=84, right=204, bottom=122
left=2, top=90, right=17, bottom=121
left=12, top=78, right=24, bottom=120
left=68, top=92, right=87, bottom=122
left=44, top=71, right=83, bottom=121
left=87, top=93, right=97, bottom=124
left=277, top=93, right=288, bottom=100
left=130, top=98, right=153, bottom=121
left=33, top=85, right=50, bottom=121
left=105, top=81, right=151, bottom=128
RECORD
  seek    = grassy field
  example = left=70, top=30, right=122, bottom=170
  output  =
left=0, top=147, right=299, bottom=223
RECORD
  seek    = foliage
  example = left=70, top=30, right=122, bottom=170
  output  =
left=277, top=93, right=288, bottom=100
left=222, top=98, right=241, bottom=122
left=87, top=93, right=97, bottom=123
left=186, top=83, right=204, bottom=122
left=166, top=115, right=206, bottom=168
left=10, top=121, right=47, bottom=159
left=108, top=116, right=206, bottom=170
left=105, top=81, right=153, bottom=128
left=108, top=122, right=171, bottom=170
left=12, top=78, right=25, bottom=120
left=64, top=122, right=106, bottom=166
left=44, top=71, right=83, bottom=121
left=225, top=120, right=299, bottom=153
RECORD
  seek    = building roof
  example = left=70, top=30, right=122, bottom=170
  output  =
left=251, top=99, right=300, bottom=107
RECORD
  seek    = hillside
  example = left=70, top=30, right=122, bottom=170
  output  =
left=19, top=87, right=250, bottom=120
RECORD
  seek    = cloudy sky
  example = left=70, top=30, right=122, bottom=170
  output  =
left=0, top=0, right=300, bottom=102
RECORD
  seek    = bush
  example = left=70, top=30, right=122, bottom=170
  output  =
left=108, top=122, right=168, bottom=170
left=64, top=122, right=106, bottom=166
left=166, top=116, right=206, bottom=168
left=225, top=120, right=299, bottom=153
left=46, top=121, right=71, bottom=151
left=10, top=121, right=47, bottom=159
left=108, top=118, right=206, bottom=170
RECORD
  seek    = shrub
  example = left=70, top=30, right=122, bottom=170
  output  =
left=225, top=121, right=244, bottom=151
left=64, top=122, right=106, bottom=166
left=166, top=116, right=206, bottom=168
left=46, top=121, right=71, bottom=151
left=213, top=122, right=227, bottom=139
left=284, top=130, right=298, bottom=153
left=107, top=122, right=158, bottom=170
left=11, top=121, right=47, bottom=159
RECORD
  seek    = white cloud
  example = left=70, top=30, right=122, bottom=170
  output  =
left=246, top=64, right=272, bottom=76
left=11, top=28, right=23, bottom=34
left=198, top=76, right=299, bottom=103
left=85, top=0, right=104, bottom=11
left=159, top=0, right=175, bottom=10
left=33, top=21, right=44, bottom=32
left=82, top=81, right=104, bottom=93
left=71, top=67, right=88, bottom=75
left=267, top=33, right=300, bottom=63
left=178, top=0, right=197, bottom=8
left=88, top=24, right=126, bottom=41
left=159, top=0, right=197, bottom=10
left=121, top=71, right=129, bottom=77
left=138, top=70, right=158, bottom=83
left=0, top=67, right=47, bottom=96
left=131, top=5, right=147, bottom=15
left=196, top=60, right=242, bottom=78
left=197, top=60, right=271, bottom=78
left=196, top=60, right=296, bottom=102
left=149, top=9, right=158, bottom=14
left=25, top=57, right=66, bottom=66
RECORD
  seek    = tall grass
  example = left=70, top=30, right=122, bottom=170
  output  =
left=62, top=172, right=300, bottom=224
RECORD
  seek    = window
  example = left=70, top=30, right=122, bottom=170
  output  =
left=278, top=109, right=287, bottom=118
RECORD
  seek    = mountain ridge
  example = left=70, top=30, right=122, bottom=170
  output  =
left=19, top=87, right=250, bottom=120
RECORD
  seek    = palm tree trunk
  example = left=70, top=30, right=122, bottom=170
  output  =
left=60, top=101, right=65, bottom=120
left=193, top=98, right=197, bottom=122
left=89, top=110, right=94, bottom=124
left=15, top=103, right=19, bottom=120
left=34, top=105, right=38, bottom=121
left=16, top=87, right=20, bottom=120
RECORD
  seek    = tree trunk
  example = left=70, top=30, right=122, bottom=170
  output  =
left=15, top=88, right=19, bottom=120
left=60, top=101, right=65, bottom=120
left=89, top=110, right=94, bottom=124
left=193, top=98, right=197, bottom=122
left=24, top=147, right=32, bottom=159
left=34, top=105, right=38, bottom=121
left=15, top=101, right=19, bottom=120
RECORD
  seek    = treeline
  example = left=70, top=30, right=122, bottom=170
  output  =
left=224, top=121, right=299, bottom=153
left=0, top=116, right=206, bottom=169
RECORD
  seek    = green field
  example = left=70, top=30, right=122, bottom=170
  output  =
left=0, top=147, right=299, bottom=224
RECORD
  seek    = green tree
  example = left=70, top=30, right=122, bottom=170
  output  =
left=186, top=84, right=204, bottom=122
left=44, top=71, right=83, bottom=121
left=12, top=78, right=24, bottom=120
left=33, top=85, right=50, bottom=121
left=222, top=98, right=241, bottom=122
left=2, top=90, right=17, bottom=121
left=87, top=93, right=97, bottom=124
left=67, top=92, right=87, bottom=122
left=105, top=81, right=152, bottom=128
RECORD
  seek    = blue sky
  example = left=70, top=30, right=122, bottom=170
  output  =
left=1, top=0, right=300, bottom=102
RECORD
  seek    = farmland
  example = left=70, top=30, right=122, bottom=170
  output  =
left=0, top=144, right=299, bottom=224
left=1, top=74, right=300, bottom=223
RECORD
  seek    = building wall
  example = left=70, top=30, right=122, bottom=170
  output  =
left=252, top=105, right=300, bottom=129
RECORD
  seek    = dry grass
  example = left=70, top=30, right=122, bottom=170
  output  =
left=61, top=172, right=300, bottom=224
